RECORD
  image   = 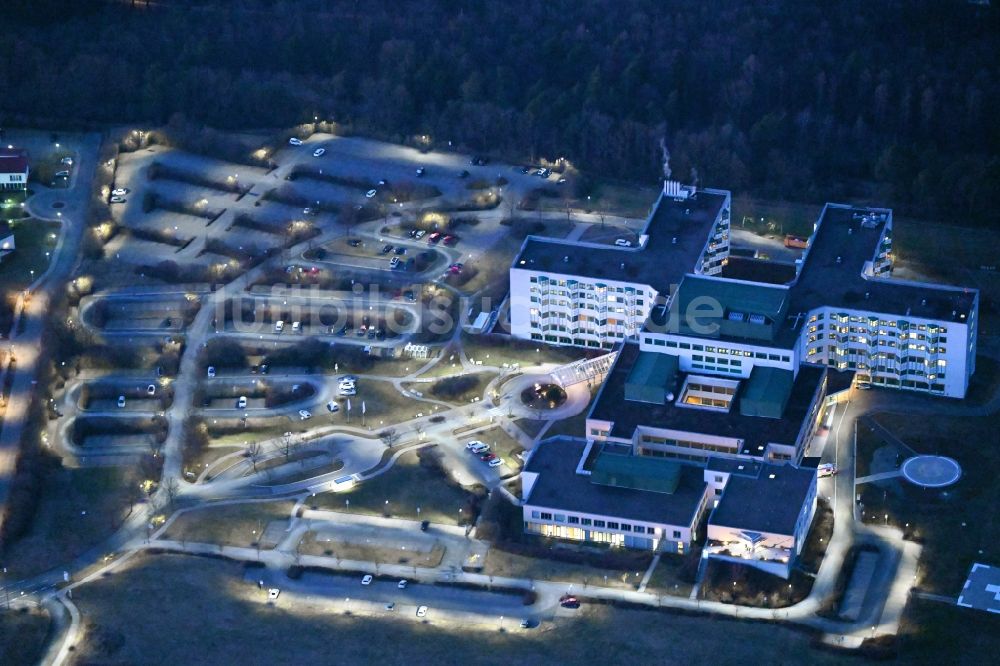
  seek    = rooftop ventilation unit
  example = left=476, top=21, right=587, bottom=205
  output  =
left=663, top=180, right=691, bottom=200
left=748, top=313, right=766, bottom=325
left=728, top=311, right=746, bottom=322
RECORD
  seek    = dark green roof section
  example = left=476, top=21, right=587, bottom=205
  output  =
left=739, top=365, right=794, bottom=418
left=624, top=352, right=678, bottom=404
left=672, top=275, right=790, bottom=342
left=591, top=452, right=682, bottom=494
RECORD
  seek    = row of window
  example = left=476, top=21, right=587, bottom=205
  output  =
left=529, top=510, right=681, bottom=539
left=644, top=337, right=791, bottom=363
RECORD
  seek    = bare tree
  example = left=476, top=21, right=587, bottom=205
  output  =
left=247, top=441, right=263, bottom=472
left=163, top=477, right=180, bottom=509
left=281, top=432, right=296, bottom=462
left=379, top=428, right=400, bottom=448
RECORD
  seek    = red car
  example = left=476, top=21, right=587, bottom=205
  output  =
left=479, top=453, right=497, bottom=462
left=427, top=232, right=442, bottom=244
left=442, top=235, right=458, bottom=246
left=559, top=594, right=580, bottom=609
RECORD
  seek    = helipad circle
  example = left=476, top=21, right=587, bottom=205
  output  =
left=901, top=455, right=962, bottom=488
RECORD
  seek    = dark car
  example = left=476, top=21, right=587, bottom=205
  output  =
left=381, top=244, right=393, bottom=254
left=420, top=520, right=430, bottom=532
left=403, top=290, right=416, bottom=302
left=394, top=246, right=407, bottom=255
left=458, top=169, right=470, bottom=178
left=348, top=239, right=362, bottom=247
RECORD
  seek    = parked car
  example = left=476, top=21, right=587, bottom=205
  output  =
left=312, top=147, right=326, bottom=157
left=275, top=320, right=284, bottom=332
left=291, top=321, right=301, bottom=333
left=384, top=602, right=396, bottom=612
left=458, top=169, right=470, bottom=178
left=415, top=167, right=426, bottom=177
left=390, top=256, right=400, bottom=269
left=117, top=395, right=126, bottom=408
left=614, top=238, right=632, bottom=247
left=381, top=244, right=394, bottom=254
left=146, top=384, right=156, bottom=396
left=326, top=401, right=340, bottom=413
left=397, top=579, right=408, bottom=589
left=288, top=137, right=303, bottom=146
left=413, top=230, right=426, bottom=239
left=298, top=409, right=312, bottom=420
left=559, top=594, right=580, bottom=609
left=348, top=238, right=363, bottom=247
left=268, top=588, right=280, bottom=599
left=61, top=156, right=74, bottom=165
left=366, top=189, right=378, bottom=198
left=817, top=462, right=838, bottom=477
left=378, top=179, right=388, bottom=186
left=302, top=207, right=316, bottom=216
left=361, top=574, right=373, bottom=585
left=111, top=187, right=129, bottom=196
left=488, top=457, right=505, bottom=468
left=394, top=246, right=407, bottom=255
left=466, top=439, right=488, bottom=452
left=420, top=520, right=430, bottom=532
left=442, top=235, right=458, bottom=246
left=480, top=453, right=497, bottom=462
left=416, top=605, right=428, bottom=617
left=207, top=366, right=216, bottom=378
left=856, top=380, right=872, bottom=390
left=109, top=196, right=126, bottom=204
left=55, top=170, right=70, bottom=178
left=404, top=290, right=417, bottom=302
left=237, top=396, right=248, bottom=409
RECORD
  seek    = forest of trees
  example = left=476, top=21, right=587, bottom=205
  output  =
left=2, top=0, right=999, bottom=226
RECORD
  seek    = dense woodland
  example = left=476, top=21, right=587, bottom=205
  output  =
left=2, top=0, right=999, bottom=226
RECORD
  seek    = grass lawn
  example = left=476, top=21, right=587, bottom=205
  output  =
left=0, top=608, right=51, bottom=665
left=730, top=195, right=821, bottom=238
left=1, top=465, right=137, bottom=579
left=461, top=332, right=593, bottom=369
left=898, top=597, right=1000, bottom=664
left=161, top=500, right=295, bottom=547
left=308, top=450, right=478, bottom=526
left=68, top=553, right=845, bottom=665
left=298, top=531, right=446, bottom=568
left=352, top=378, right=435, bottom=428
left=0, top=219, right=59, bottom=287
left=482, top=548, right=648, bottom=591
left=644, top=553, right=695, bottom=597
left=860, top=411, right=1000, bottom=596
left=415, top=371, right=493, bottom=405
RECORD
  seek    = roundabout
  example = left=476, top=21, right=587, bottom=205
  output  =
left=520, top=382, right=568, bottom=411
left=901, top=455, right=962, bottom=488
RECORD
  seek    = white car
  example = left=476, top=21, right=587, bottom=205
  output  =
left=817, top=462, right=838, bottom=477
left=117, top=395, right=126, bottom=408
left=326, top=401, right=340, bottom=413
left=488, top=457, right=505, bottom=468
left=339, top=387, right=356, bottom=397
left=614, top=238, right=632, bottom=247
left=416, top=605, right=428, bottom=618
left=389, top=256, right=400, bottom=269
left=856, top=381, right=872, bottom=390
left=415, top=167, right=426, bottom=177
left=275, top=320, right=284, bottom=333
left=146, top=384, right=156, bottom=396
left=55, top=170, right=70, bottom=178
left=61, top=156, right=74, bottom=165
left=313, top=147, right=326, bottom=157
left=292, top=321, right=301, bottom=333
left=397, top=579, right=408, bottom=589
left=466, top=440, right=489, bottom=453
left=238, top=396, right=248, bottom=409
left=413, top=230, right=425, bottom=239
left=110, top=196, right=126, bottom=204
left=361, top=574, right=373, bottom=585
left=207, top=366, right=216, bottom=378
left=298, top=409, right=312, bottom=420
left=112, top=187, right=129, bottom=196
left=268, top=588, right=280, bottom=600
left=366, top=189, right=377, bottom=198
left=288, top=137, right=303, bottom=146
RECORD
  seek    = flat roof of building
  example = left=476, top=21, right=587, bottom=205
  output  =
left=589, top=344, right=826, bottom=454
left=591, top=450, right=682, bottom=493
left=709, top=462, right=815, bottom=536
left=511, top=189, right=727, bottom=294
left=721, top=256, right=797, bottom=285
left=524, top=438, right=708, bottom=527
left=0, top=150, right=29, bottom=174
left=793, top=206, right=976, bottom=322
